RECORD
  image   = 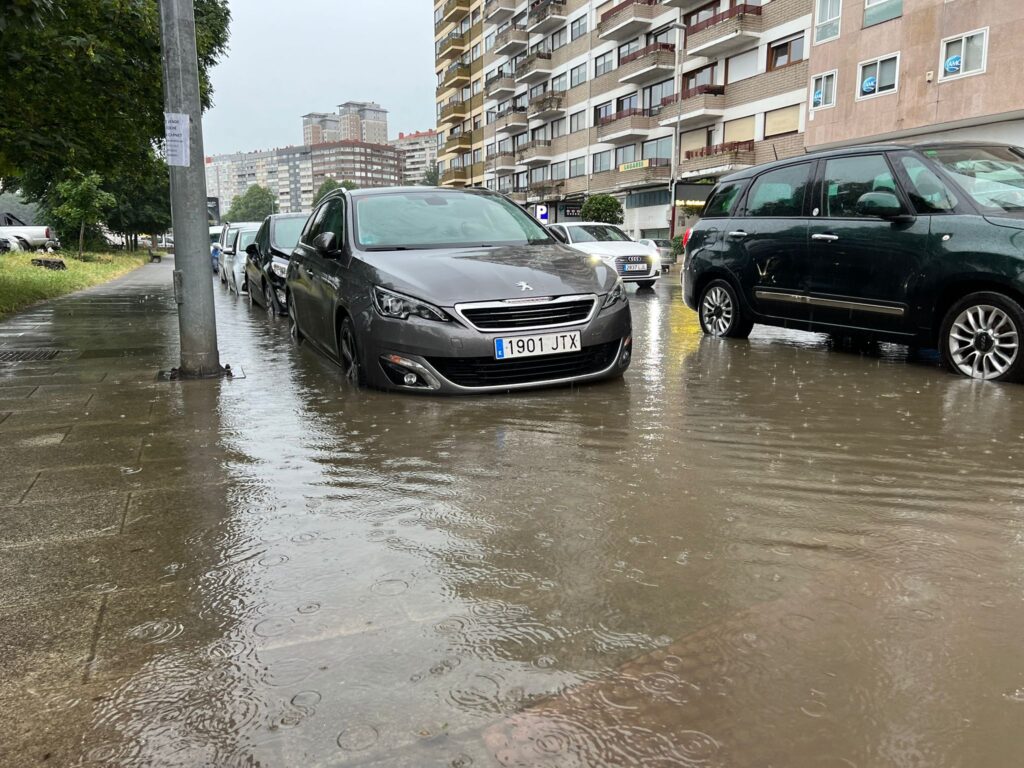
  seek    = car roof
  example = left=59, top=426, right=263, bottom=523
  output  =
left=719, top=140, right=1022, bottom=182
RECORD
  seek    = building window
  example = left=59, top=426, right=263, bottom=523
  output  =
left=864, top=0, right=902, bottom=27
left=614, top=145, right=636, bottom=166
left=811, top=71, right=837, bottom=109
left=724, top=116, right=756, bottom=143
left=642, top=136, right=672, bottom=160
left=857, top=53, right=899, bottom=99
left=593, top=101, right=613, bottom=125
left=814, top=0, right=841, bottom=43
left=569, top=156, right=586, bottom=177
left=595, top=52, right=614, bottom=77
left=551, top=117, right=566, bottom=138
left=551, top=161, right=567, bottom=180
left=764, top=105, right=801, bottom=138
left=593, top=150, right=612, bottom=173
left=569, top=110, right=586, bottom=133
left=768, top=34, right=805, bottom=71
left=570, top=15, right=588, bottom=40
left=940, top=29, right=987, bottom=80
left=551, top=28, right=567, bottom=51
left=617, top=39, right=640, bottom=62
left=552, top=72, right=568, bottom=92
left=570, top=63, right=587, bottom=88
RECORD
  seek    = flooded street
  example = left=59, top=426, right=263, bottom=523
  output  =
left=2, top=259, right=1023, bottom=767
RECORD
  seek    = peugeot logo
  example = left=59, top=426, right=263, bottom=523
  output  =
left=516, top=281, right=533, bottom=292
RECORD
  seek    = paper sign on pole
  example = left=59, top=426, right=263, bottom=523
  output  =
left=164, top=112, right=191, bottom=167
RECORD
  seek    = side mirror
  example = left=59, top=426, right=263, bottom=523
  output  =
left=245, top=243, right=258, bottom=258
left=223, top=247, right=235, bottom=256
left=548, top=226, right=567, bottom=244
left=856, top=191, right=905, bottom=219
left=312, top=231, right=338, bottom=255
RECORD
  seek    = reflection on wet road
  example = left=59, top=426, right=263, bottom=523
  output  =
left=1, top=261, right=1023, bottom=767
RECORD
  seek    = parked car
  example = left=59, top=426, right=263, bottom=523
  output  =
left=228, top=226, right=259, bottom=295
left=547, top=222, right=659, bottom=289
left=285, top=187, right=632, bottom=393
left=210, top=225, right=223, bottom=272
left=639, top=238, right=676, bottom=272
left=244, top=213, right=308, bottom=316
left=682, top=142, right=1024, bottom=382
left=216, top=221, right=260, bottom=286
left=0, top=212, right=58, bottom=250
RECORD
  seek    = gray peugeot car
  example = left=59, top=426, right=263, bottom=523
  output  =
left=284, top=187, right=632, bottom=393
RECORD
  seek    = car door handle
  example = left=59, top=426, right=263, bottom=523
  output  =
left=727, top=230, right=748, bottom=239
left=812, top=233, right=839, bottom=242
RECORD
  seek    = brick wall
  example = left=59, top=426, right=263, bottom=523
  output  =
left=753, top=133, right=805, bottom=164
left=725, top=61, right=808, bottom=108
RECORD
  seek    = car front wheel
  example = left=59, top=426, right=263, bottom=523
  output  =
left=288, top=296, right=303, bottom=343
left=264, top=282, right=278, bottom=317
left=698, top=279, right=753, bottom=339
left=941, top=292, right=1022, bottom=381
left=338, top=317, right=365, bottom=386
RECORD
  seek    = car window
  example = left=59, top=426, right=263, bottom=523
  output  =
left=321, top=200, right=345, bottom=249
left=568, top=225, right=630, bottom=243
left=702, top=181, right=746, bottom=218
left=272, top=216, right=306, bottom=252
left=745, top=164, right=811, bottom=217
left=237, top=229, right=258, bottom=251
left=898, top=155, right=958, bottom=214
left=924, top=145, right=1024, bottom=216
left=822, top=155, right=902, bottom=217
left=302, top=204, right=329, bottom=245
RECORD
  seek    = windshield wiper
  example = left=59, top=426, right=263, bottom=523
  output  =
left=362, top=246, right=425, bottom=251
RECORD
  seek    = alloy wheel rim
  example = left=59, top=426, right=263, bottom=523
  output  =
left=949, top=304, right=1019, bottom=380
left=265, top=284, right=275, bottom=316
left=340, top=327, right=359, bottom=382
left=288, top=301, right=299, bottom=339
left=701, top=286, right=734, bottom=336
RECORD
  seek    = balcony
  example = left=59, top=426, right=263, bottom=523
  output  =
left=591, top=157, right=672, bottom=193
left=443, top=133, right=473, bottom=154
left=527, top=91, right=565, bottom=120
left=442, top=63, right=471, bottom=90
left=437, top=32, right=469, bottom=65
left=516, top=140, right=553, bottom=166
left=527, top=0, right=567, bottom=35
left=617, top=43, right=676, bottom=85
left=493, top=107, right=529, bottom=133
left=494, top=25, right=529, bottom=56
left=527, top=179, right=565, bottom=201
left=485, top=0, right=517, bottom=24
left=598, top=1, right=664, bottom=42
left=515, top=51, right=553, bottom=84
left=487, top=151, right=519, bottom=173
left=596, top=108, right=656, bottom=143
left=658, top=84, right=726, bottom=127
left=441, top=0, right=471, bottom=27
left=679, top=140, right=756, bottom=174
left=485, top=74, right=517, bottom=100
left=686, top=4, right=763, bottom=58
left=439, top=99, right=469, bottom=125
left=441, top=166, right=471, bottom=186
left=507, top=190, right=528, bottom=204
left=662, top=0, right=711, bottom=10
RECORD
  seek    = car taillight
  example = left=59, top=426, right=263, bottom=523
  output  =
left=682, top=227, right=693, bottom=248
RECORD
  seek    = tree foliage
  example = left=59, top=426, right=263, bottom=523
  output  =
left=581, top=194, right=624, bottom=225
left=313, top=178, right=358, bottom=205
left=50, top=172, right=116, bottom=257
left=104, top=151, right=172, bottom=241
left=0, top=0, right=230, bottom=200
left=226, top=185, right=276, bottom=223
left=421, top=165, right=440, bottom=187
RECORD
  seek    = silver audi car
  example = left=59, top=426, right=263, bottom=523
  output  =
left=284, top=187, right=633, bottom=394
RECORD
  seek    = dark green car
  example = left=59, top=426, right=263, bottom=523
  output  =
left=682, top=143, right=1024, bottom=381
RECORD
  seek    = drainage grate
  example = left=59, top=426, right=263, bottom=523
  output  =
left=0, top=349, right=62, bottom=362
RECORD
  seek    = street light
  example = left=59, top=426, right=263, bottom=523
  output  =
left=667, top=22, right=686, bottom=240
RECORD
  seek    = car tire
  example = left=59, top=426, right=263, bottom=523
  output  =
left=246, top=278, right=254, bottom=307
left=698, top=279, right=753, bottom=339
left=264, top=282, right=278, bottom=318
left=287, top=295, right=303, bottom=344
left=637, top=280, right=656, bottom=290
left=940, top=291, right=1023, bottom=382
left=338, top=316, right=365, bottom=386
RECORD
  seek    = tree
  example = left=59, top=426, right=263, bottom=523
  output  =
left=104, top=151, right=172, bottom=248
left=313, top=179, right=340, bottom=205
left=50, top=172, right=115, bottom=257
left=581, top=194, right=624, bottom=225
left=421, top=165, right=440, bottom=186
left=226, top=185, right=276, bottom=222
left=0, top=0, right=231, bottom=199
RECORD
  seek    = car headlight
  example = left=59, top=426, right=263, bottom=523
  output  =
left=372, top=286, right=449, bottom=322
left=602, top=280, right=626, bottom=309
left=270, top=261, right=288, bottom=279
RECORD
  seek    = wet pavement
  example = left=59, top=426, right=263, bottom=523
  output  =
left=1, top=256, right=1023, bottom=767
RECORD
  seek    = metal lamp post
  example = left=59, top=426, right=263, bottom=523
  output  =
left=667, top=22, right=687, bottom=240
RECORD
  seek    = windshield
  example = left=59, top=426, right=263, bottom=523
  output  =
left=925, top=146, right=1024, bottom=216
left=272, top=216, right=306, bottom=252
left=569, top=225, right=631, bottom=243
left=237, top=229, right=258, bottom=251
left=352, top=191, right=552, bottom=250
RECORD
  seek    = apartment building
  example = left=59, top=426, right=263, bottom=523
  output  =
left=310, top=140, right=403, bottom=190
left=303, top=101, right=390, bottom=146
left=434, top=0, right=489, bottom=188
left=392, top=130, right=440, bottom=184
left=805, top=0, right=1024, bottom=149
left=434, top=0, right=812, bottom=237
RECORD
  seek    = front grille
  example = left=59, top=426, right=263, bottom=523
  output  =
left=459, top=296, right=596, bottom=331
left=615, top=255, right=652, bottom=277
left=428, top=340, right=620, bottom=388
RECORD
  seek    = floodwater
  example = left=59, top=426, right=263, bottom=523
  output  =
left=1, top=260, right=1023, bottom=767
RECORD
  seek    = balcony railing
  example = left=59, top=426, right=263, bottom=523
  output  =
left=601, top=0, right=658, bottom=23
left=439, top=100, right=469, bottom=122
left=442, top=0, right=471, bottom=26
left=516, top=140, right=553, bottom=164
left=619, top=42, right=675, bottom=67
left=493, top=107, right=529, bottom=131
left=527, top=90, right=565, bottom=117
left=444, top=133, right=473, bottom=153
left=437, top=32, right=468, bottom=59
left=527, top=0, right=567, bottom=32
left=494, top=25, right=529, bottom=55
left=516, top=51, right=553, bottom=81
left=484, top=0, right=517, bottom=22
left=684, top=140, right=755, bottom=160
left=442, top=63, right=471, bottom=88
left=485, top=73, right=517, bottom=98
left=441, top=166, right=471, bottom=185
left=661, top=84, right=725, bottom=106
left=527, top=179, right=565, bottom=198
left=599, top=107, right=654, bottom=126
left=688, top=3, right=762, bottom=34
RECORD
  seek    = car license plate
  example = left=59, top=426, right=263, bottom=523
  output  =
left=623, top=263, right=648, bottom=272
left=495, top=330, right=581, bottom=360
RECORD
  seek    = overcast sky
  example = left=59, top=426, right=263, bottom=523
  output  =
left=201, top=0, right=437, bottom=155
